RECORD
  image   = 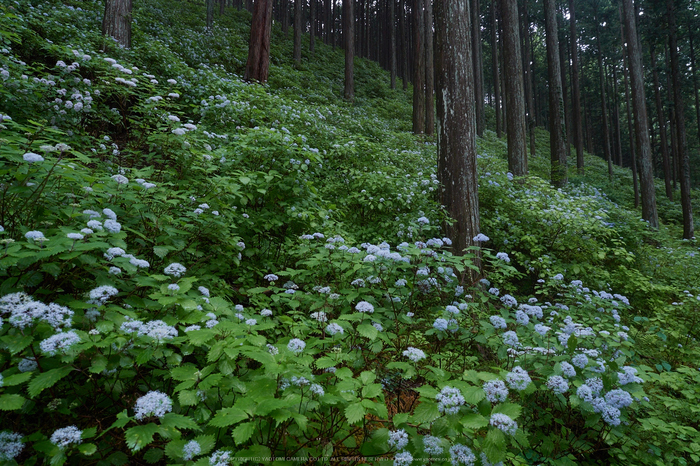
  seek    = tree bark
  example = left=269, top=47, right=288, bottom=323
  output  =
left=612, top=64, right=623, bottom=167
left=569, top=0, right=584, bottom=173
left=244, top=0, right=274, bottom=82
left=649, top=45, right=672, bottom=200
left=435, top=0, right=481, bottom=262
left=343, top=0, right=355, bottom=101
left=621, top=0, right=658, bottom=228
left=390, top=0, right=397, bottom=88
left=667, top=0, right=694, bottom=239
left=102, top=0, right=132, bottom=49
left=491, top=0, right=501, bottom=138
left=424, top=0, right=434, bottom=135
left=623, top=40, right=640, bottom=207
left=690, top=30, right=700, bottom=174
left=544, top=0, right=566, bottom=186
left=472, top=0, right=485, bottom=137
left=521, top=0, right=535, bottom=159
left=498, top=0, right=527, bottom=175
left=595, top=16, right=613, bottom=181
left=412, top=0, right=425, bottom=134
left=293, top=0, right=302, bottom=65
left=207, top=0, right=215, bottom=28
left=310, top=0, right=316, bottom=52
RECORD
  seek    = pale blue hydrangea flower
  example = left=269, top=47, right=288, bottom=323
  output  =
left=104, top=247, right=125, bottom=260
left=40, top=331, right=81, bottom=355
left=104, top=219, right=121, bottom=233
left=287, top=338, right=306, bottom=354
left=402, top=347, right=426, bottom=362
left=534, top=324, right=550, bottom=336
left=576, top=384, right=593, bottom=403
left=310, top=384, right=325, bottom=396
left=449, top=444, right=476, bottom=466
left=571, top=353, right=589, bottom=369
left=260, top=309, right=273, bottom=317
left=355, top=301, right=374, bottom=313
left=245, top=319, right=257, bottom=326
left=433, top=318, right=449, bottom=331
left=490, top=413, right=517, bottom=435
left=387, top=429, right=408, bottom=450
left=473, top=233, right=489, bottom=242
left=168, top=283, right=180, bottom=292
left=479, top=452, right=503, bottom=466
left=209, top=450, right=232, bottom=466
left=138, top=320, right=178, bottom=341
left=605, top=389, right=634, bottom=409
left=50, top=426, right=82, bottom=449
left=108, top=267, right=121, bottom=275
left=264, top=273, right=279, bottom=282
left=501, top=294, right=517, bottom=307
left=198, top=286, right=210, bottom=297
left=547, top=376, right=569, bottom=394
left=67, top=233, right=84, bottom=240
left=89, top=285, right=118, bottom=304
left=184, top=325, right=201, bottom=332
left=394, top=450, right=413, bottom=466
left=490, top=315, right=507, bottom=329
left=134, top=391, right=172, bottom=420
left=25, top=230, right=45, bottom=241
left=506, top=366, right=531, bottom=391
left=515, top=310, right=529, bottom=325
left=23, top=152, right=44, bottom=163
left=436, top=386, right=465, bottom=414
left=103, top=208, right=117, bottom=220
left=618, top=366, right=643, bottom=385
left=586, top=377, right=604, bottom=396
left=18, top=358, right=38, bottom=372
left=423, top=435, right=444, bottom=455
left=483, top=379, right=509, bottom=403
left=0, top=431, right=24, bottom=461
left=372, top=322, right=383, bottom=332
left=164, top=263, right=186, bottom=277
left=502, top=331, right=519, bottom=347
left=182, top=440, right=201, bottom=460
left=496, top=252, right=510, bottom=263
left=446, top=305, right=460, bottom=314
left=560, top=361, right=577, bottom=378
left=488, top=287, right=500, bottom=296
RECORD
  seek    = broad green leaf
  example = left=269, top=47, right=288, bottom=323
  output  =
left=362, top=383, right=383, bottom=399
left=232, top=421, right=256, bottom=445
left=79, top=444, right=97, bottom=456
left=357, top=323, right=378, bottom=340
left=160, top=413, right=201, bottom=431
left=482, top=427, right=507, bottom=463
left=143, top=448, right=164, bottom=464
left=255, top=398, right=289, bottom=416
left=208, top=407, right=248, bottom=428
left=1, top=333, right=33, bottom=355
left=28, top=366, right=74, bottom=397
left=492, top=403, right=522, bottom=420
left=360, top=371, right=376, bottom=385
left=126, top=424, right=159, bottom=452
left=460, top=413, right=489, bottom=429
left=410, top=401, right=440, bottom=425
left=345, top=402, right=366, bottom=425
left=0, top=394, right=26, bottom=410
left=2, top=372, right=32, bottom=386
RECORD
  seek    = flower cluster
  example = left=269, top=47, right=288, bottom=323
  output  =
left=134, top=391, right=173, bottom=420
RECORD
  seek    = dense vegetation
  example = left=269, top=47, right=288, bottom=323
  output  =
left=1, top=1, right=700, bottom=465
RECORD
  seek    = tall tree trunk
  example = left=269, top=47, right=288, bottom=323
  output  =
left=435, top=0, right=481, bottom=262
left=522, top=0, right=536, bottom=158
left=245, top=0, right=274, bottom=82
left=498, top=0, right=527, bottom=175
left=621, top=0, right=658, bottom=228
left=207, top=0, right=215, bottom=28
left=424, top=0, right=434, bottom=134
left=595, top=17, right=613, bottom=181
left=412, top=0, right=426, bottom=134
left=102, top=0, right=132, bottom=49
left=390, top=0, right=397, bottom=88
left=544, top=0, right=566, bottom=186
left=558, top=13, right=571, bottom=164
left=220, top=0, right=226, bottom=15
left=343, top=0, right=354, bottom=101
left=569, top=0, right=584, bottom=173
left=623, top=40, right=640, bottom=207
left=650, top=45, right=672, bottom=200
left=293, top=0, right=302, bottom=65
left=282, top=0, right=290, bottom=34
left=612, top=64, right=623, bottom=167
left=310, top=0, right=316, bottom=52
left=472, top=0, right=485, bottom=137
left=491, top=0, right=501, bottom=138
left=689, top=30, right=700, bottom=164
left=667, top=0, right=694, bottom=239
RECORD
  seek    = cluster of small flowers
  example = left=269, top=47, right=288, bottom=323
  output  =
left=0, top=431, right=23, bottom=461
left=436, top=386, right=465, bottom=414
left=134, top=391, right=173, bottom=420
left=40, top=331, right=81, bottom=356
left=423, top=435, right=444, bottom=455
left=0, top=292, right=74, bottom=330
left=547, top=375, right=569, bottom=394
left=355, top=301, right=374, bottom=313
left=489, top=413, right=517, bottom=435
left=402, top=347, right=426, bottom=362
left=325, top=322, right=344, bottom=335
left=209, top=449, right=232, bottom=466
left=483, top=379, right=509, bottom=403
left=120, top=318, right=178, bottom=341
left=505, top=366, right=532, bottom=391
left=182, top=440, right=201, bottom=460
left=164, top=263, right=186, bottom=277
left=287, top=338, right=306, bottom=354
left=50, top=426, right=82, bottom=449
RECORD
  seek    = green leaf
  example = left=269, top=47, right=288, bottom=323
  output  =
left=209, top=407, right=248, bottom=428
left=462, top=386, right=486, bottom=405
left=78, top=443, right=97, bottom=456
left=482, top=428, right=507, bottom=463
left=28, top=366, right=74, bottom=397
left=232, top=421, right=256, bottom=445
left=357, top=323, right=378, bottom=340
left=360, top=371, right=376, bottom=385
left=1, top=372, right=32, bottom=386
left=0, top=394, right=26, bottom=410
left=143, top=448, right=164, bottom=464
left=345, top=402, right=366, bottom=425
left=460, top=413, right=489, bottom=429
left=492, top=403, right=522, bottom=420
left=392, top=413, right=409, bottom=427
left=255, top=398, right=289, bottom=416
left=315, top=356, right=338, bottom=369
left=178, top=390, right=199, bottom=407
left=411, top=401, right=440, bottom=424
left=362, top=383, right=383, bottom=399
left=1, top=333, right=33, bottom=354
left=153, top=246, right=170, bottom=259
left=160, top=413, right=201, bottom=431
left=335, top=367, right=354, bottom=379
left=126, top=424, right=159, bottom=452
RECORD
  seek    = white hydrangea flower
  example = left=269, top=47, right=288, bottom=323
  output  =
left=182, top=440, right=201, bottom=460
left=0, top=431, right=24, bottom=461
left=50, top=426, right=82, bottom=449
left=134, top=391, right=173, bottom=420
left=287, top=338, right=306, bottom=354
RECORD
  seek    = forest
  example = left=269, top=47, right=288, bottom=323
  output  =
left=0, top=0, right=699, bottom=464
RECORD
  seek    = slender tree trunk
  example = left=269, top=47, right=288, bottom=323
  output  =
left=310, top=0, right=316, bottom=52
left=282, top=0, right=290, bottom=34
left=344, top=0, right=354, bottom=101
left=207, top=0, right=215, bottom=28
left=612, top=64, right=623, bottom=167
left=558, top=15, right=571, bottom=163
left=294, top=0, right=302, bottom=65
left=667, top=0, right=694, bottom=239
left=390, top=0, right=397, bottom=88
left=544, top=0, right=566, bottom=186
left=245, top=0, right=274, bottom=82
left=595, top=16, right=613, bottom=181
left=220, top=0, right=226, bottom=15
left=491, top=0, right=501, bottom=138
left=650, top=45, right=672, bottom=200
left=569, top=0, right=584, bottom=173
left=690, top=30, right=700, bottom=164
left=621, top=0, right=658, bottom=228
left=412, top=0, right=426, bottom=134
left=622, top=42, right=640, bottom=207
left=498, top=0, right=527, bottom=175
left=522, top=0, right=536, bottom=158
left=424, top=0, right=434, bottom=134
left=435, top=0, right=481, bottom=261
left=472, top=0, right=485, bottom=137
left=102, top=0, right=132, bottom=49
